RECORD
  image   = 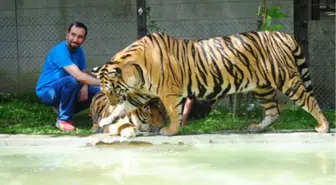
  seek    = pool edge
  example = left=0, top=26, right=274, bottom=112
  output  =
left=0, top=130, right=335, bottom=147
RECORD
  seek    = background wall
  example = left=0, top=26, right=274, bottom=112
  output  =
left=0, top=0, right=138, bottom=91
left=147, top=0, right=293, bottom=39
left=308, top=20, right=335, bottom=108
left=0, top=0, right=334, bottom=108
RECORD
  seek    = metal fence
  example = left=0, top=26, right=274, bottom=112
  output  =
left=0, top=1, right=138, bottom=92
left=0, top=0, right=334, bottom=108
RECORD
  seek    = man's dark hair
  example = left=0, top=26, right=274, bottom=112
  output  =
left=67, top=22, right=88, bottom=37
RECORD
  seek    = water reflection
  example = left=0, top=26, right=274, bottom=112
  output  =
left=0, top=143, right=335, bottom=185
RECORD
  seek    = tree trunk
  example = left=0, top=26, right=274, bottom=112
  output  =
left=257, top=0, right=268, bottom=30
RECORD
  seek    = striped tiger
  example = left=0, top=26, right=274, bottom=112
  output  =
left=96, top=31, right=329, bottom=136
left=89, top=91, right=165, bottom=137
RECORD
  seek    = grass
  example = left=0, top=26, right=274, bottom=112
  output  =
left=0, top=93, right=92, bottom=135
left=180, top=107, right=336, bottom=134
left=0, top=92, right=335, bottom=135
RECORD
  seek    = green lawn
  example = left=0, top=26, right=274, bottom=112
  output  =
left=0, top=92, right=92, bottom=134
left=0, top=92, right=335, bottom=135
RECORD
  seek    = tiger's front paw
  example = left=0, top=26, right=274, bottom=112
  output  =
left=91, top=124, right=103, bottom=133
left=315, top=125, right=329, bottom=133
left=159, top=127, right=178, bottom=136
left=99, top=117, right=113, bottom=127
left=120, top=127, right=139, bottom=138
left=247, top=123, right=266, bottom=133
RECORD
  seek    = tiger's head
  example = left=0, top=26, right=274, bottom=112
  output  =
left=97, top=41, right=152, bottom=105
left=93, top=34, right=171, bottom=107
left=91, top=65, right=124, bottom=104
left=103, top=61, right=145, bottom=94
left=132, top=98, right=166, bottom=132
left=89, top=92, right=166, bottom=134
left=145, top=100, right=167, bottom=131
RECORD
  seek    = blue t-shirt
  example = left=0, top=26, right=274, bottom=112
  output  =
left=36, top=40, right=86, bottom=96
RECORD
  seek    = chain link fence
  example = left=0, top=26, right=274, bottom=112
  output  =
left=0, top=1, right=138, bottom=92
left=0, top=0, right=334, bottom=109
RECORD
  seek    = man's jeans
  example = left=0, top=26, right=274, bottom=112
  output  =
left=37, top=75, right=100, bottom=121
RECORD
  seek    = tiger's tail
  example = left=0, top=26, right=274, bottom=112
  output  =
left=292, top=39, right=314, bottom=95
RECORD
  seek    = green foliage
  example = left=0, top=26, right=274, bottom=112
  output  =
left=180, top=106, right=335, bottom=134
left=258, top=6, right=287, bottom=31
left=0, top=92, right=92, bottom=134
left=0, top=93, right=335, bottom=135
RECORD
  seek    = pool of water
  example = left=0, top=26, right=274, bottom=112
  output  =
left=0, top=143, right=335, bottom=185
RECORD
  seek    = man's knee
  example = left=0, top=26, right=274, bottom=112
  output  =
left=86, top=85, right=100, bottom=102
left=90, top=85, right=101, bottom=94
left=39, top=88, right=58, bottom=105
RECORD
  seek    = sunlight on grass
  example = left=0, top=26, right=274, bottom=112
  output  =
left=0, top=92, right=335, bottom=135
left=0, top=93, right=92, bottom=134
left=180, top=107, right=335, bottom=134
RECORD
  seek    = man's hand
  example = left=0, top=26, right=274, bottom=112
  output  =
left=78, top=85, right=88, bottom=102
left=63, top=64, right=100, bottom=85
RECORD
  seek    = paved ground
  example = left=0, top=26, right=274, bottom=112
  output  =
left=0, top=129, right=335, bottom=147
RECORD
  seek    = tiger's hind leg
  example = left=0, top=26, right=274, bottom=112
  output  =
left=280, top=77, right=329, bottom=133
left=248, top=86, right=280, bottom=132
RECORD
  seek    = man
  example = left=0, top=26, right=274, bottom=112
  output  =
left=36, top=22, right=101, bottom=131
left=181, top=97, right=213, bottom=127
left=182, top=98, right=194, bottom=127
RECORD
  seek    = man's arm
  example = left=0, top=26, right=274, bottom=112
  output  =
left=181, top=97, right=195, bottom=127
left=64, top=64, right=100, bottom=85
left=82, top=69, right=89, bottom=74
left=77, top=69, right=90, bottom=102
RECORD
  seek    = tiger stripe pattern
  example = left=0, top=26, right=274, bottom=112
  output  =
left=97, top=31, right=329, bottom=136
left=89, top=91, right=165, bottom=137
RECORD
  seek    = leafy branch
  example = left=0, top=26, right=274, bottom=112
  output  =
left=257, top=6, right=288, bottom=31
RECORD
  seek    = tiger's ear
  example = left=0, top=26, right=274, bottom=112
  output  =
left=90, top=65, right=103, bottom=77
left=143, top=105, right=152, bottom=114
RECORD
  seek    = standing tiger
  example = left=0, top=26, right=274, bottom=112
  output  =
left=96, top=31, right=329, bottom=136
left=89, top=91, right=166, bottom=137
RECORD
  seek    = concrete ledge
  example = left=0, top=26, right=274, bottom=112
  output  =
left=0, top=130, right=335, bottom=147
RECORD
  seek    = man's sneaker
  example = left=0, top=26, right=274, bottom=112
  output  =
left=55, top=120, right=76, bottom=131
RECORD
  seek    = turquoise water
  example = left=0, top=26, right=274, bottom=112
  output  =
left=0, top=143, right=335, bottom=185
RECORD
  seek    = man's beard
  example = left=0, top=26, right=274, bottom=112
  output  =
left=67, top=41, right=79, bottom=50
